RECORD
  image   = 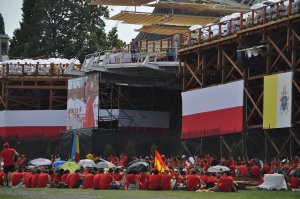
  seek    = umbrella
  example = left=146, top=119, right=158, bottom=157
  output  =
left=207, top=165, right=230, bottom=173
left=60, top=162, right=80, bottom=173
left=250, top=3, right=266, bottom=10
left=29, top=158, right=52, bottom=166
left=128, top=159, right=147, bottom=166
left=189, top=24, right=203, bottom=31
left=220, top=15, right=231, bottom=23
left=127, top=162, right=149, bottom=172
left=78, top=159, right=95, bottom=168
left=95, top=161, right=115, bottom=169
left=52, top=160, right=66, bottom=168
left=94, top=158, right=107, bottom=164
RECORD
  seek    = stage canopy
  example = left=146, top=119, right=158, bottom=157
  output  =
left=136, top=25, right=189, bottom=35
left=110, top=11, right=217, bottom=26
left=89, top=0, right=154, bottom=6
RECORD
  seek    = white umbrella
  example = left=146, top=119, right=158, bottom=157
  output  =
left=78, top=159, right=95, bottom=168
left=189, top=24, right=203, bottom=31
left=230, top=12, right=241, bottom=19
left=29, top=158, right=52, bottom=166
left=220, top=15, right=231, bottom=23
left=95, top=161, right=115, bottom=169
left=207, top=165, right=230, bottom=173
left=250, top=3, right=266, bottom=10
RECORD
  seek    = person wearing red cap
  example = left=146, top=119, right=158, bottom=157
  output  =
left=0, top=142, right=19, bottom=187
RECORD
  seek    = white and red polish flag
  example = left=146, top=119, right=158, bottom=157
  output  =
left=181, top=80, right=244, bottom=139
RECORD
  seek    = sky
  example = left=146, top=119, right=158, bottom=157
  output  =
left=0, top=0, right=153, bottom=44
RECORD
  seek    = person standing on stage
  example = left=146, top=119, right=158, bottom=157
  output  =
left=0, top=142, right=19, bottom=187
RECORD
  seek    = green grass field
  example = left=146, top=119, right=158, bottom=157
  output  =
left=0, top=189, right=299, bottom=199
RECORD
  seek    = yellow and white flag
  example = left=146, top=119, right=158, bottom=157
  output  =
left=263, top=72, right=293, bottom=129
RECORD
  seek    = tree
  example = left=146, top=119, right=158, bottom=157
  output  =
left=9, top=0, right=121, bottom=61
left=0, top=13, right=5, bottom=34
left=107, top=27, right=126, bottom=50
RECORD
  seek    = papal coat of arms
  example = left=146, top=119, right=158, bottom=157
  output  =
left=279, top=86, right=289, bottom=115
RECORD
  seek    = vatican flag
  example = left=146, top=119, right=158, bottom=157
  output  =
left=263, top=72, right=293, bottom=129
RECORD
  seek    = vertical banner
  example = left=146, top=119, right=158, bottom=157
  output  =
left=67, top=73, right=99, bottom=130
left=181, top=80, right=244, bottom=139
left=263, top=72, right=293, bottom=129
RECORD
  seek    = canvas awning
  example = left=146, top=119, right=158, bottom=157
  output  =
left=136, top=25, right=189, bottom=35
left=145, top=2, right=249, bottom=15
left=89, top=0, right=154, bottom=6
left=110, top=11, right=217, bottom=26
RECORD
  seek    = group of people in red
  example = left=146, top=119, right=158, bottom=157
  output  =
left=1, top=142, right=300, bottom=191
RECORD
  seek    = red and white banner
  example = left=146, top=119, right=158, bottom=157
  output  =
left=0, top=110, right=66, bottom=139
left=181, top=80, right=244, bottom=139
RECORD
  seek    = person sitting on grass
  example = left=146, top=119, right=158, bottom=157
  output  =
left=210, top=171, right=235, bottom=192
left=124, top=170, right=140, bottom=190
left=149, top=169, right=161, bottom=190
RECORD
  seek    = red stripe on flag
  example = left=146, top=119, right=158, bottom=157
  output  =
left=181, top=107, right=243, bottom=139
left=0, top=126, right=66, bottom=139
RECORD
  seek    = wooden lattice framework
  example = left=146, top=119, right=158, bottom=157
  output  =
left=179, top=13, right=300, bottom=159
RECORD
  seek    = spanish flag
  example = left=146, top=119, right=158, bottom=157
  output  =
left=154, top=150, right=168, bottom=173
left=263, top=72, right=293, bottom=129
left=71, top=132, right=80, bottom=162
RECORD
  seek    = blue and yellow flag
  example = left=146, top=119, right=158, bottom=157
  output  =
left=71, top=132, right=80, bottom=162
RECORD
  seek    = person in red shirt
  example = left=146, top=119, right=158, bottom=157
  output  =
left=0, top=171, right=4, bottom=186
left=12, top=168, right=23, bottom=186
left=186, top=169, right=204, bottom=191
left=37, top=170, right=51, bottom=188
left=250, top=165, right=261, bottom=178
left=0, top=142, right=19, bottom=187
left=237, top=164, right=250, bottom=176
left=290, top=174, right=299, bottom=188
left=206, top=173, right=219, bottom=189
left=148, top=169, right=161, bottom=190
left=160, top=170, right=173, bottom=191
left=100, top=168, right=114, bottom=189
left=124, top=170, right=140, bottom=190
left=69, top=170, right=83, bottom=188
left=61, top=170, right=70, bottom=183
left=82, top=170, right=94, bottom=189
left=24, top=172, right=33, bottom=188
left=140, top=169, right=150, bottom=190
left=31, top=169, right=41, bottom=188
left=113, top=168, right=124, bottom=182
left=216, top=172, right=234, bottom=192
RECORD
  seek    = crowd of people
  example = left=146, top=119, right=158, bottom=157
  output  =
left=1, top=142, right=300, bottom=191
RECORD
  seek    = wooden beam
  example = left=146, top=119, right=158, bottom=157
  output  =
left=180, top=141, right=192, bottom=157
left=289, top=129, right=300, bottom=147
left=267, top=36, right=292, bottom=68
left=5, top=85, right=67, bottom=90
left=220, top=136, right=232, bottom=154
left=248, top=91, right=263, bottom=122
left=185, top=63, right=202, bottom=87
left=222, top=50, right=244, bottom=77
left=244, top=88, right=263, bottom=118
left=264, top=131, right=280, bottom=155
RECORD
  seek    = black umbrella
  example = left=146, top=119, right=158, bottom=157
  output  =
left=127, top=162, right=149, bottom=172
left=127, top=159, right=147, bottom=166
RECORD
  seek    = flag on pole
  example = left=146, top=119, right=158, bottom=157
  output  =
left=71, top=132, right=80, bottom=162
left=263, top=72, right=293, bottom=129
left=154, top=150, right=168, bottom=173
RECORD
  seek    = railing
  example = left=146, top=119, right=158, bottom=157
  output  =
left=122, top=0, right=299, bottom=51
left=0, top=63, right=81, bottom=77
left=179, top=0, right=299, bottom=47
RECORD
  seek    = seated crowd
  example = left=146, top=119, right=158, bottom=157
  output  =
left=1, top=153, right=299, bottom=191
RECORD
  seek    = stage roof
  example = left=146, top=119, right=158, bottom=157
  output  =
left=145, top=2, right=249, bottom=15
left=110, top=11, right=217, bottom=26
left=89, top=0, right=154, bottom=6
left=136, top=25, right=189, bottom=35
